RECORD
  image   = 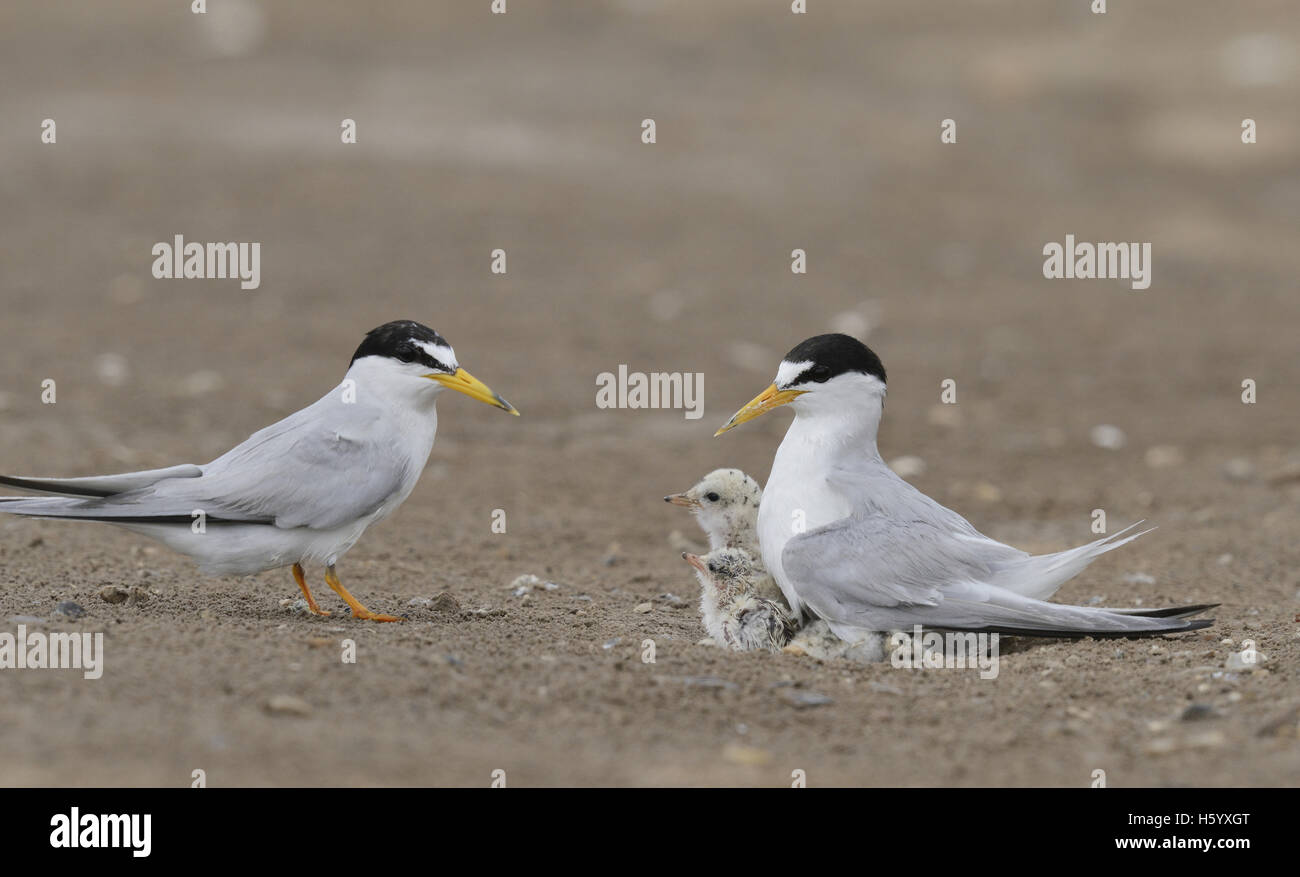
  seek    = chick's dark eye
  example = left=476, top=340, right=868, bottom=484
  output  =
left=706, top=492, right=720, bottom=502
left=708, top=563, right=718, bottom=573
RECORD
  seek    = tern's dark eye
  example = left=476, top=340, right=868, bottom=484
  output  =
left=396, top=347, right=415, bottom=363
left=706, top=492, right=720, bottom=502
left=807, top=364, right=831, bottom=382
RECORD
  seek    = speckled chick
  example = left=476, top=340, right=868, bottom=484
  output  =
left=683, top=547, right=796, bottom=653
left=666, top=469, right=786, bottom=606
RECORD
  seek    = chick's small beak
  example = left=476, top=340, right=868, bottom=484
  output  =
left=682, top=552, right=707, bottom=573
left=714, top=383, right=805, bottom=436
left=427, top=368, right=519, bottom=415
left=664, top=493, right=697, bottom=508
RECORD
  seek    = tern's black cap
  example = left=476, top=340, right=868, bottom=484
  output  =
left=350, top=320, right=454, bottom=371
left=783, top=333, right=886, bottom=385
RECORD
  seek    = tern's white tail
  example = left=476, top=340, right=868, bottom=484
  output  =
left=993, top=521, right=1154, bottom=601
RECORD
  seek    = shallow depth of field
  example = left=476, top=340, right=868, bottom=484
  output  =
left=0, top=2, right=1297, bottom=785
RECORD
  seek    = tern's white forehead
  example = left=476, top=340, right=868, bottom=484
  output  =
left=416, top=339, right=458, bottom=370
left=775, top=360, right=813, bottom=388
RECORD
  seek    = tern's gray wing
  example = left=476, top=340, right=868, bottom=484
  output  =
left=782, top=512, right=1212, bottom=636
left=0, top=396, right=415, bottom=531
left=784, top=512, right=1023, bottom=612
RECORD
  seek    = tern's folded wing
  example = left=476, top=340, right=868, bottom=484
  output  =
left=783, top=512, right=1022, bottom=615
left=0, top=400, right=414, bottom=531
left=782, top=512, right=1211, bottom=636
left=150, top=409, right=413, bottom=530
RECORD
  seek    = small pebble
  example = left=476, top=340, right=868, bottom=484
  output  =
left=784, top=690, right=834, bottom=709
left=676, top=676, right=736, bottom=690
left=633, top=602, right=653, bottom=614
left=53, top=601, right=86, bottom=619
left=94, top=353, right=129, bottom=387
left=98, top=586, right=130, bottom=604
left=508, top=574, right=543, bottom=593
left=264, top=695, right=312, bottom=717
left=1180, top=703, right=1216, bottom=722
left=1089, top=424, right=1126, bottom=450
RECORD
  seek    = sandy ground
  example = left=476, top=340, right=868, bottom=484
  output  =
left=1, top=1, right=1297, bottom=787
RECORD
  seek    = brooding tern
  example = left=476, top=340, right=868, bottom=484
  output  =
left=669, top=467, right=885, bottom=658
left=715, top=334, right=1216, bottom=639
left=0, top=320, right=517, bottom=622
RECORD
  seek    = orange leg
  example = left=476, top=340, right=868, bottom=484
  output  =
left=292, top=563, right=332, bottom=616
left=324, top=565, right=403, bottom=623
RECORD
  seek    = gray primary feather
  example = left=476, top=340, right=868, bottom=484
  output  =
left=0, top=464, right=203, bottom=497
left=783, top=511, right=1211, bottom=637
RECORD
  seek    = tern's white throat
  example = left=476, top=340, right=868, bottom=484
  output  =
left=343, top=354, right=446, bottom=413
left=785, top=371, right=887, bottom=455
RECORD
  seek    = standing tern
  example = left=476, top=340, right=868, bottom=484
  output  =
left=714, top=333, right=1216, bottom=639
left=0, top=320, right=517, bottom=622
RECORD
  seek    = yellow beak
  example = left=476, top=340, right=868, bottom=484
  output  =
left=714, top=383, right=804, bottom=436
left=427, top=368, right=519, bottom=415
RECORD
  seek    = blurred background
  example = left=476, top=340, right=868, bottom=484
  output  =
left=0, top=2, right=1296, bottom=786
